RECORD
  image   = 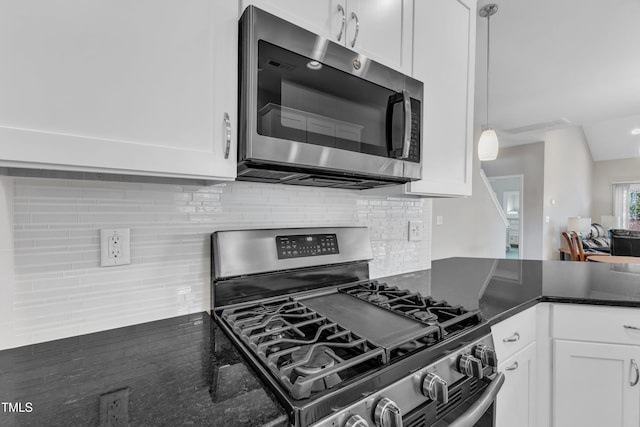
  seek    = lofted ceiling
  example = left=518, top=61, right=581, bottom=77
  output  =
left=474, top=0, right=640, bottom=161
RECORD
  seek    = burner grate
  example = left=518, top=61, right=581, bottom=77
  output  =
left=340, top=281, right=483, bottom=340
left=221, top=297, right=386, bottom=399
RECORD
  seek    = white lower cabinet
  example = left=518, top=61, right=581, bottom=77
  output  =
left=551, top=304, right=640, bottom=427
left=495, top=342, right=537, bottom=427
left=553, top=340, right=640, bottom=427
left=491, top=306, right=537, bottom=427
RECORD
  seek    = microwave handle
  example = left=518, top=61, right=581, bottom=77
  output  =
left=448, top=372, right=505, bottom=427
left=386, top=90, right=412, bottom=160
left=400, top=90, right=412, bottom=159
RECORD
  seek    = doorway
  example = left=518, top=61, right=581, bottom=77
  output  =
left=488, top=175, right=524, bottom=259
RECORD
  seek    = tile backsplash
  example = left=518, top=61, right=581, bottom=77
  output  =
left=1, top=177, right=431, bottom=349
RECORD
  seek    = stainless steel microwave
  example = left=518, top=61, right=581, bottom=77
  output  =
left=237, top=6, right=423, bottom=190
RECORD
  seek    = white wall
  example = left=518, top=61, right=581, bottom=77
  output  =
left=0, top=177, right=431, bottom=350
left=0, top=177, right=14, bottom=349
left=431, top=129, right=507, bottom=260
left=592, top=158, right=640, bottom=222
left=483, top=142, right=545, bottom=259
left=542, top=126, right=593, bottom=260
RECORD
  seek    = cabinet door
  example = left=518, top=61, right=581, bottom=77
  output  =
left=407, top=0, right=476, bottom=196
left=495, top=342, right=537, bottom=427
left=241, top=0, right=335, bottom=39
left=0, top=0, right=236, bottom=180
left=554, top=340, right=640, bottom=427
left=343, top=0, right=413, bottom=74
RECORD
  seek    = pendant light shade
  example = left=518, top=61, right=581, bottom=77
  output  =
left=478, top=129, right=499, bottom=161
left=479, top=4, right=499, bottom=161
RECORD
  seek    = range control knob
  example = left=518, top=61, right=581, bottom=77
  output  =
left=422, top=372, right=449, bottom=404
left=458, top=354, right=484, bottom=379
left=374, top=397, right=402, bottom=427
left=474, top=344, right=498, bottom=368
left=344, top=414, right=369, bottom=427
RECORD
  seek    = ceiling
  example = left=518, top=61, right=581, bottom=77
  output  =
left=474, top=0, right=640, bottom=161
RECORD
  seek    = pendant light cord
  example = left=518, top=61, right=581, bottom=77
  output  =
left=486, top=13, right=491, bottom=129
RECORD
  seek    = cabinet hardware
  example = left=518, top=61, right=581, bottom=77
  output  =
left=350, top=12, right=360, bottom=48
left=623, top=324, right=640, bottom=331
left=631, top=359, right=639, bottom=386
left=224, top=112, right=231, bottom=159
left=337, top=5, right=346, bottom=41
left=505, top=361, right=519, bottom=371
left=503, top=332, right=520, bottom=343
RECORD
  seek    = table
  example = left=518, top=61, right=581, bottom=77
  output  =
left=587, top=255, right=640, bottom=264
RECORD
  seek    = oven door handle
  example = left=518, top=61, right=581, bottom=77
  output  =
left=448, top=372, right=505, bottom=427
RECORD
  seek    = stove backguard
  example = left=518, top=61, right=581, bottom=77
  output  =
left=211, top=227, right=372, bottom=309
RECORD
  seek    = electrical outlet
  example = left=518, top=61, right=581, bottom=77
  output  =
left=100, top=388, right=129, bottom=427
left=100, top=228, right=131, bottom=267
left=408, top=220, right=424, bottom=242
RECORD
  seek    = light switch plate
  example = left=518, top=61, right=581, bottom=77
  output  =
left=100, top=228, right=131, bottom=267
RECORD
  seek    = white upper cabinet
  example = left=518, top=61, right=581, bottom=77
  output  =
left=0, top=0, right=237, bottom=181
left=408, top=0, right=476, bottom=196
left=242, top=0, right=413, bottom=73
left=364, top=0, right=476, bottom=198
left=335, top=0, right=413, bottom=74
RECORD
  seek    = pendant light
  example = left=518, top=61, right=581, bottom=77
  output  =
left=478, top=4, right=499, bottom=161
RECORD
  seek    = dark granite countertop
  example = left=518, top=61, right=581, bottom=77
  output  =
left=0, top=313, right=287, bottom=427
left=386, top=257, right=640, bottom=325
left=2, top=257, right=640, bottom=426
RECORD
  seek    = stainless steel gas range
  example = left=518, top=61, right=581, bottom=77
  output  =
left=211, top=227, right=504, bottom=427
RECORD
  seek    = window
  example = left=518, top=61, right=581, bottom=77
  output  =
left=613, top=182, right=640, bottom=230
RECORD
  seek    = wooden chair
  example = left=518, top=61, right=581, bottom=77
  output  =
left=569, top=231, right=606, bottom=261
left=562, top=231, right=579, bottom=261
left=571, top=231, right=587, bottom=261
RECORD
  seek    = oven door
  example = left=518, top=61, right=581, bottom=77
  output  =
left=239, top=6, right=422, bottom=181
left=435, top=373, right=504, bottom=427
left=405, top=372, right=504, bottom=427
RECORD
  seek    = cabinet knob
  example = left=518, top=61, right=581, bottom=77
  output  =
left=631, top=359, right=639, bottom=387
left=503, top=332, right=520, bottom=343
left=223, top=112, right=231, bottom=159
left=336, top=4, right=346, bottom=41
left=505, top=361, right=519, bottom=371
left=350, top=12, right=360, bottom=48
left=458, top=354, right=484, bottom=379
left=422, top=372, right=449, bottom=404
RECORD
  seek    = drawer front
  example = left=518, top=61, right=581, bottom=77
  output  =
left=492, top=306, right=537, bottom=360
left=552, top=303, right=640, bottom=345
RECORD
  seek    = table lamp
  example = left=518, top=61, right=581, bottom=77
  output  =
left=567, top=217, right=591, bottom=236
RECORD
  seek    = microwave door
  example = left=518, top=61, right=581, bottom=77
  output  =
left=386, top=90, right=412, bottom=160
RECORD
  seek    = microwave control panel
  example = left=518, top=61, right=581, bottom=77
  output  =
left=407, top=100, right=421, bottom=163
left=276, top=234, right=339, bottom=259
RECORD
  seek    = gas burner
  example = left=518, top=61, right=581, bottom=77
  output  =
left=264, top=320, right=285, bottom=339
left=413, top=310, right=438, bottom=324
left=366, top=294, right=390, bottom=305
left=418, top=334, right=438, bottom=346
left=291, top=345, right=336, bottom=375
left=290, top=345, right=342, bottom=393
left=396, top=341, right=419, bottom=353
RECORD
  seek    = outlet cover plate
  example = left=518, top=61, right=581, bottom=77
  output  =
left=100, top=388, right=129, bottom=427
left=100, top=228, right=131, bottom=267
left=408, top=220, right=424, bottom=242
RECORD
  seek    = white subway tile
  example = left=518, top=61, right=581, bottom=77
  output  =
left=4, top=178, right=432, bottom=348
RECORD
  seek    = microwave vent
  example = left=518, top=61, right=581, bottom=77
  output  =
left=237, top=168, right=301, bottom=182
